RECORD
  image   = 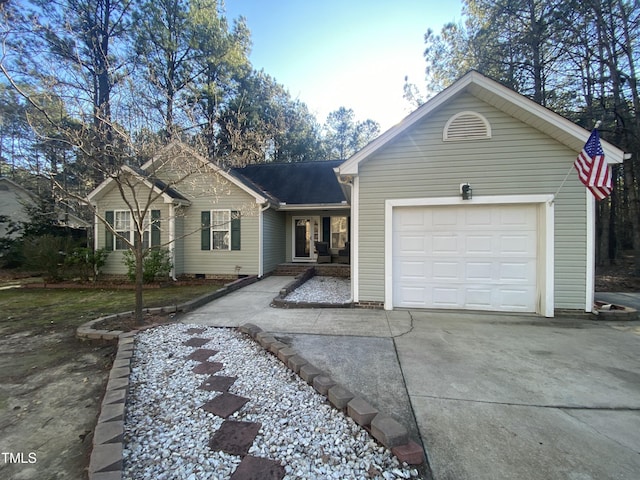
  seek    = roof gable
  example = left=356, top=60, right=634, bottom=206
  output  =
left=339, top=71, right=626, bottom=175
left=86, top=165, right=191, bottom=205
left=88, top=142, right=268, bottom=205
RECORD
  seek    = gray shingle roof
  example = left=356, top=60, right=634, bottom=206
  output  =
left=232, top=160, right=346, bottom=205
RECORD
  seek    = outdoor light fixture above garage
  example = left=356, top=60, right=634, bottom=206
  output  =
left=460, top=183, right=472, bottom=200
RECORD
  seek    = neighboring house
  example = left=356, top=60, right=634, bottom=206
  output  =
left=336, top=70, right=626, bottom=316
left=0, top=177, right=88, bottom=238
left=0, top=178, right=33, bottom=238
left=88, top=71, right=626, bottom=317
left=87, top=143, right=350, bottom=279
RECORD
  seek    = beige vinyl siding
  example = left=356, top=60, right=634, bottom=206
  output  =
left=179, top=173, right=260, bottom=277
left=173, top=213, right=185, bottom=275
left=358, top=93, right=587, bottom=310
left=95, top=182, right=171, bottom=276
left=262, top=208, right=286, bottom=274
left=95, top=154, right=261, bottom=277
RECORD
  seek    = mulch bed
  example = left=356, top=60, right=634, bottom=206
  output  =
left=93, top=311, right=178, bottom=332
left=22, top=279, right=217, bottom=289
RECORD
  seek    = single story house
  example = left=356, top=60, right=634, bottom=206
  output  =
left=87, top=146, right=350, bottom=281
left=88, top=71, right=626, bottom=317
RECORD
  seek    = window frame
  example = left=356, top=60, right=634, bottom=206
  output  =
left=330, top=216, right=348, bottom=250
left=110, top=209, right=157, bottom=251
left=211, top=209, right=231, bottom=251
left=113, top=210, right=131, bottom=251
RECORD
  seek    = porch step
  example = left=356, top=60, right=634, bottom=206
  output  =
left=273, top=263, right=350, bottom=278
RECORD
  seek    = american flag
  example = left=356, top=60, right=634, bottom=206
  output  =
left=573, top=129, right=611, bottom=201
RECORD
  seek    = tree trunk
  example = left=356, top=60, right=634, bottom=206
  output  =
left=623, top=158, right=640, bottom=275
left=134, top=234, right=145, bottom=325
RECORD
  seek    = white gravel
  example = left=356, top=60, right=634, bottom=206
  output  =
left=123, top=325, right=422, bottom=479
left=285, top=276, right=351, bottom=304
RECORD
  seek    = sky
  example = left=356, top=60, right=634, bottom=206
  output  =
left=224, top=0, right=464, bottom=132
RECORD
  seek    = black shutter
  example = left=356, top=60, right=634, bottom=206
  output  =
left=231, top=211, right=241, bottom=251
left=201, top=211, right=211, bottom=250
left=105, top=211, right=114, bottom=250
left=151, top=210, right=161, bottom=247
left=322, top=217, right=331, bottom=244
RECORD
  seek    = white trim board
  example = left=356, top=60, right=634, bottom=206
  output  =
left=384, top=195, right=555, bottom=317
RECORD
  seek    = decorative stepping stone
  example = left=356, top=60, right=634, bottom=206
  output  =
left=198, top=375, right=237, bottom=392
left=186, top=349, right=218, bottom=362
left=230, top=455, right=285, bottom=480
left=202, top=392, right=249, bottom=418
left=209, top=420, right=261, bottom=456
left=185, top=327, right=206, bottom=335
left=192, top=361, right=223, bottom=375
left=183, top=337, right=211, bottom=347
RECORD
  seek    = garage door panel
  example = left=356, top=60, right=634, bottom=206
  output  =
left=499, top=287, right=536, bottom=311
left=432, top=261, right=460, bottom=281
left=501, top=261, right=536, bottom=282
left=432, top=234, right=458, bottom=254
left=398, top=235, right=426, bottom=254
left=398, top=285, right=428, bottom=307
left=465, top=287, right=493, bottom=308
left=432, top=287, right=460, bottom=307
left=500, top=234, right=536, bottom=255
left=465, top=262, right=494, bottom=281
left=465, top=235, right=493, bottom=254
left=465, top=208, right=492, bottom=226
left=500, top=208, right=536, bottom=227
left=433, top=210, right=457, bottom=227
left=398, top=260, right=426, bottom=279
left=393, top=204, right=537, bottom=313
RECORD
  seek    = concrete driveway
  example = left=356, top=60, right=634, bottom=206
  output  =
left=182, top=277, right=640, bottom=480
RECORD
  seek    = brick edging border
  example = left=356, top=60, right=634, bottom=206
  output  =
left=80, top=275, right=260, bottom=480
left=239, top=322, right=426, bottom=466
left=76, top=275, right=260, bottom=343
left=271, top=267, right=354, bottom=309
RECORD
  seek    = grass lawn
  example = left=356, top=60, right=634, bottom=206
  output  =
left=0, top=283, right=223, bottom=336
left=0, top=280, right=224, bottom=479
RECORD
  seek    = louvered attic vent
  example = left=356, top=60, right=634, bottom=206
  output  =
left=443, top=111, right=491, bottom=141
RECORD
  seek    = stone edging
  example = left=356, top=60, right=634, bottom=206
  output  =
left=271, top=267, right=353, bottom=309
left=239, top=322, right=426, bottom=467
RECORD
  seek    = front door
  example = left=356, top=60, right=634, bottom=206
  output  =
left=293, top=217, right=319, bottom=262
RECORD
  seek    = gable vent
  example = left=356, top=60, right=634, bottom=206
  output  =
left=444, top=111, right=491, bottom=141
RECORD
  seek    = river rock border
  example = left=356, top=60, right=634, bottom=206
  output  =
left=78, top=275, right=259, bottom=480
left=271, top=267, right=353, bottom=309
left=78, top=275, right=426, bottom=479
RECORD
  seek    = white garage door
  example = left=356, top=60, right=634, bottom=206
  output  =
left=392, top=204, right=538, bottom=312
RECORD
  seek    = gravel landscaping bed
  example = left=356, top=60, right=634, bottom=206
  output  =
left=284, top=276, right=351, bottom=304
left=123, top=324, right=422, bottom=479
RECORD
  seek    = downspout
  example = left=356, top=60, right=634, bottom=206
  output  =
left=92, top=204, right=99, bottom=252
left=92, top=204, right=99, bottom=279
left=258, top=202, right=269, bottom=278
left=335, top=172, right=355, bottom=303
left=169, top=203, right=176, bottom=281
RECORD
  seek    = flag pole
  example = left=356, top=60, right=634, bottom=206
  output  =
left=551, top=120, right=602, bottom=203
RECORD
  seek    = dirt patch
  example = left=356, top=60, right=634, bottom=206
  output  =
left=0, top=329, right=115, bottom=480
left=596, top=251, right=640, bottom=292
left=93, top=311, right=178, bottom=332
